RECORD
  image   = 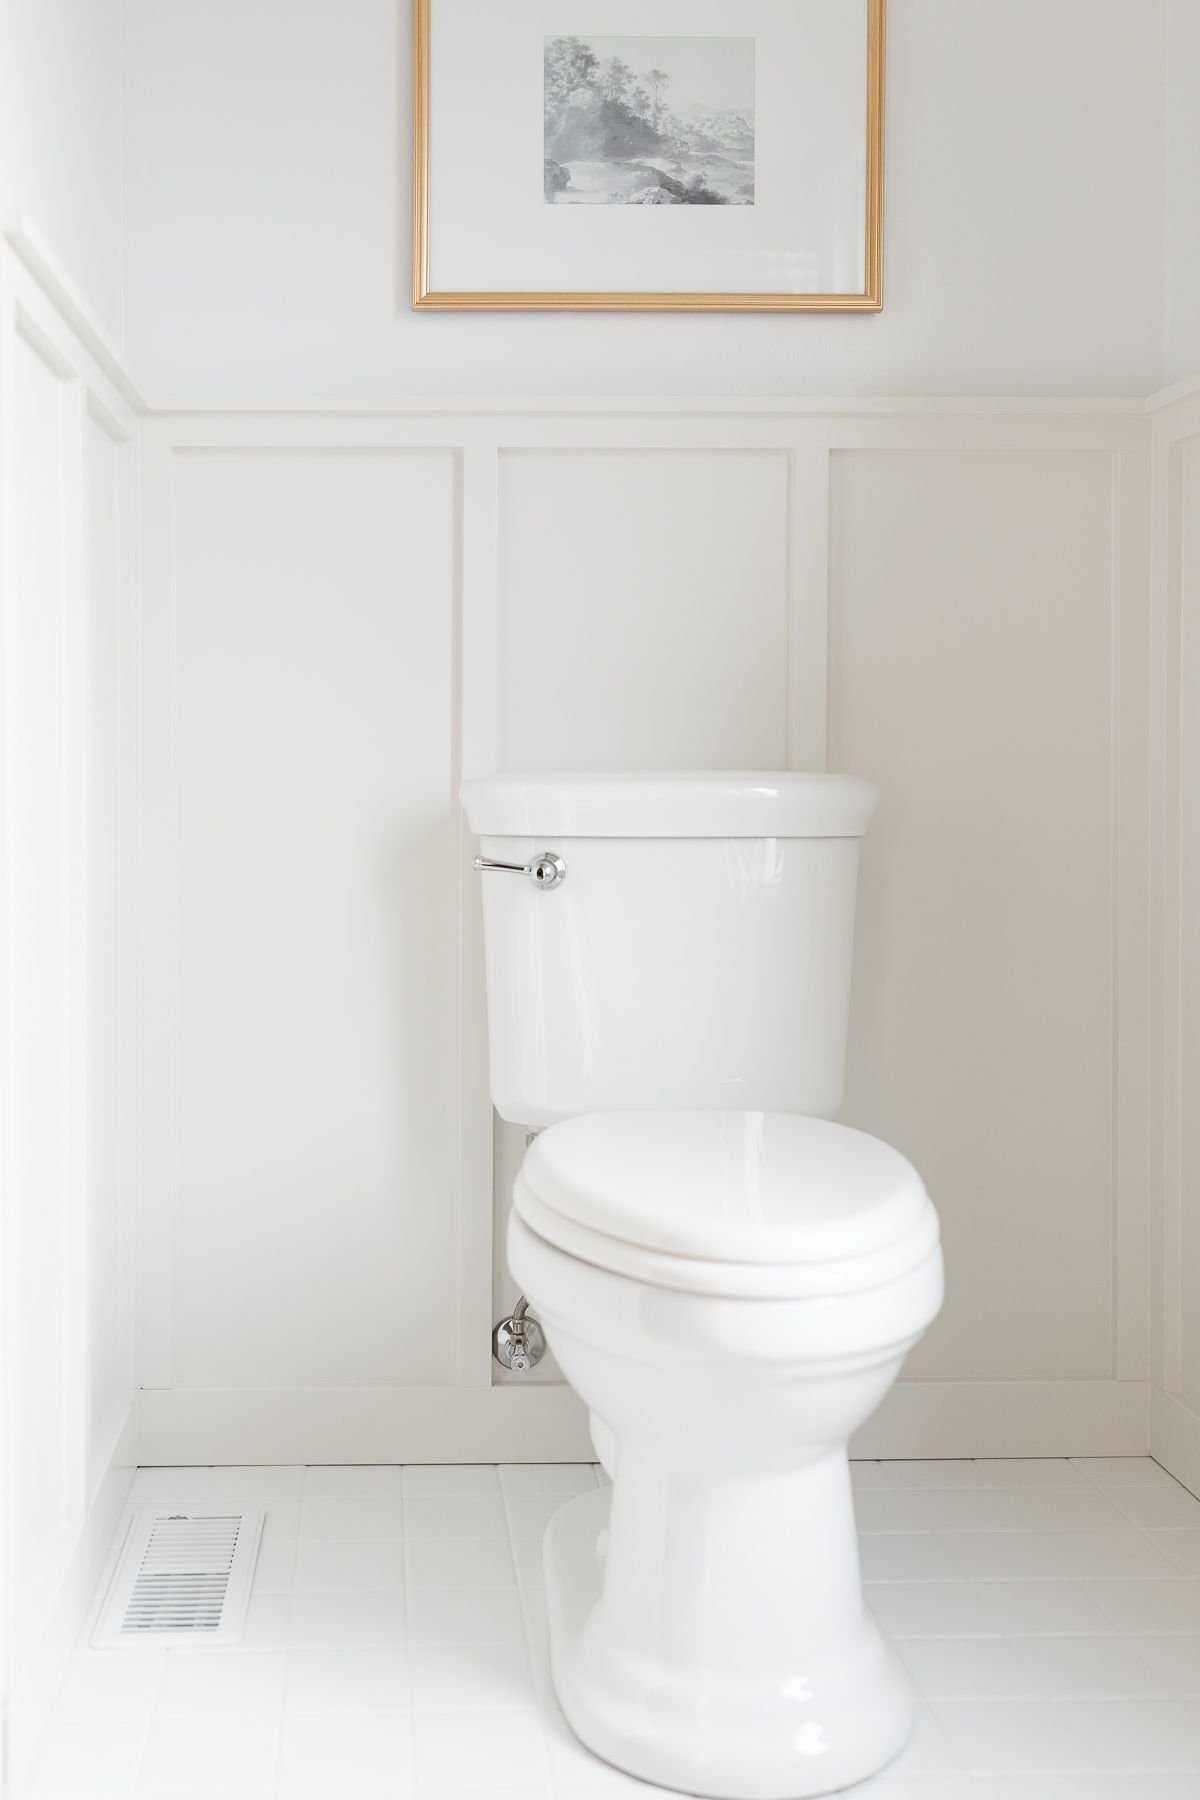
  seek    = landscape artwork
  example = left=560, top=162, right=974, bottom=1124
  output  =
left=544, top=35, right=755, bottom=206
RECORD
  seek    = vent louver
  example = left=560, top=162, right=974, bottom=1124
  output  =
left=92, top=1508, right=264, bottom=1647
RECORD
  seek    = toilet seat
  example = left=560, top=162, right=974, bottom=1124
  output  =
left=514, top=1110, right=938, bottom=1301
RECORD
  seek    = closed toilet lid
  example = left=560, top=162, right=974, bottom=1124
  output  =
left=514, top=1111, right=939, bottom=1300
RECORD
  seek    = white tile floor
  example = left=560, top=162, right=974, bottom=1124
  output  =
left=26, top=1457, right=1200, bottom=1798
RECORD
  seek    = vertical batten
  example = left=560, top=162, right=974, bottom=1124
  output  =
left=60, top=368, right=90, bottom=1557
left=1148, top=381, right=1200, bottom=1494
left=458, top=441, right=502, bottom=1387
left=134, top=417, right=178, bottom=1391
left=1112, top=442, right=1154, bottom=1383
left=787, top=447, right=832, bottom=772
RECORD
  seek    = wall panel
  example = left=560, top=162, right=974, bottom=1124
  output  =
left=498, top=450, right=791, bottom=773
left=165, top=450, right=458, bottom=1390
left=830, top=449, right=1117, bottom=1382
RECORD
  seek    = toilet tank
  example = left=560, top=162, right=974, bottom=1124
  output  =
left=460, top=773, right=878, bottom=1128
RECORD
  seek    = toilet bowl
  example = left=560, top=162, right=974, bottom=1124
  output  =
left=510, top=1109, right=943, bottom=1800
left=459, top=772, right=942, bottom=1797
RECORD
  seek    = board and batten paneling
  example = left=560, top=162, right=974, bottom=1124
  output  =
left=0, top=235, right=140, bottom=1790
left=132, top=407, right=1151, bottom=1465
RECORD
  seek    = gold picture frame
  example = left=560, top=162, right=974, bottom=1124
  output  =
left=412, top=0, right=886, bottom=312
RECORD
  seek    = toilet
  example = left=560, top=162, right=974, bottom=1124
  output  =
left=460, top=773, right=944, bottom=1800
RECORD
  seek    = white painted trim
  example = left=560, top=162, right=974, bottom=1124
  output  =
left=0, top=201, right=16, bottom=1774
left=1146, top=372, right=1200, bottom=415
left=456, top=445, right=501, bottom=1387
left=1150, top=1387, right=1200, bottom=1499
left=1153, top=393, right=1200, bottom=451
left=786, top=449, right=830, bottom=771
left=133, top=1384, right=595, bottom=1466
left=1147, top=426, right=1170, bottom=1396
left=459, top=446, right=501, bottom=782
left=152, top=413, right=1150, bottom=455
left=0, top=234, right=140, bottom=433
left=1, top=216, right=145, bottom=415
left=130, top=1378, right=1148, bottom=1467
left=62, top=363, right=91, bottom=1564
left=853, top=1378, right=1148, bottom=1459
left=1113, top=443, right=1154, bottom=1379
left=133, top=420, right=178, bottom=1388
left=1155, top=434, right=1188, bottom=1398
left=141, top=397, right=1153, bottom=419
left=1149, top=389, right=1200, bottom=1423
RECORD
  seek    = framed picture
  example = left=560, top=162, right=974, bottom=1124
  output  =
left=413, top=0, right=885, bottom=313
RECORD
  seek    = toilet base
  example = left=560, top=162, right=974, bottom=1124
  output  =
left=545, top=1486, right=913, bottom=1800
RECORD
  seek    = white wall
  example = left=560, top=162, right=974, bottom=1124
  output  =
left=0, top=238, right=140, bottom=1789
left=1164, top=0, right=1200, bottom=386
left=121, top=0, right=1169, bottom=404
left=0, top=0, right=125, bottom=347
left=133, top=401, right=1152, bottom=1466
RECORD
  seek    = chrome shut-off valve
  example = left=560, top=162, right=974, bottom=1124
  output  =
left=493, top=1298, right=546, bottom=1374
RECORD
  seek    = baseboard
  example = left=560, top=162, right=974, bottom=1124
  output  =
left=7, top=1409, right=138, bottom=1794
left=853, top=1377, right=1148, bottom=1459
left=133, top=1383, right=597, bottom=1465
left=134, top=1376, right=1148, bottom=1467
left=1150, top=1385, right=1200, bottom=1498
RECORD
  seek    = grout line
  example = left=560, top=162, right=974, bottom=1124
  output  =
left=127, top=1656, right=169, bottom=1795
left=495, top=1471, right=556, bottom=1786
left=396, top=1493, right=417, bottom=1797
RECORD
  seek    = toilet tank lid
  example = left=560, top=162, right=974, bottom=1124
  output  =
left=459, top=772, right=878, bottom=838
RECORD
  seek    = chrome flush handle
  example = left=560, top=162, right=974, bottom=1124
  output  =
left=473, top=852, right=566, bottom=891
